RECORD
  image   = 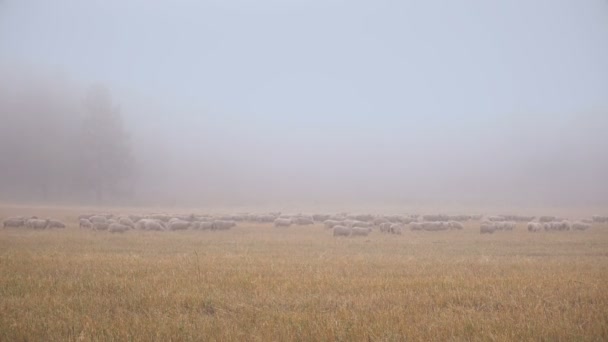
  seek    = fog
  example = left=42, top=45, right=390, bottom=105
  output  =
left=1, top=1, right=607, bottom=210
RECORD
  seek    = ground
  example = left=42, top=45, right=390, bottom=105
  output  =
left=1, top=206, right=607, bottom=341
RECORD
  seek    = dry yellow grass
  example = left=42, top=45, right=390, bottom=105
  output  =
left=1, top=206, right=608, bottom=341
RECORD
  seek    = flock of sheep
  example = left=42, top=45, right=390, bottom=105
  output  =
left=2, top=212, right=605, bottom=236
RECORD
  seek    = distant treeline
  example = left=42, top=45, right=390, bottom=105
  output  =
left=0, top=76, right=133, bottom=203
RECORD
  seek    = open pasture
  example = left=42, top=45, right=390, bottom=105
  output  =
left=1, top=206, right=608, bottom=341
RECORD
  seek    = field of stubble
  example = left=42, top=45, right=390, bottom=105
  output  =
left=1, top=207, right=607, bottom=341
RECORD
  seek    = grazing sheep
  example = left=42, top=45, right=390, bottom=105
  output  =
left=26, top=218, right=50, bottom=229
left=422, top=222, right=449, bottom=231
left=352, top=221, right=372, bottom=228
left=351, top=227, right=372, bottom=236
left=47, top=219, right=66, bottom=229
left=312, top=214, right=331, bottom=222
left=274, top=218, right=292, bottom=227
left=494, top=221, right=516, bottom=231
left=486, top=216, right=506, bottom=222
left=93, top=222, right=110, bottom=231
left=108, top=223, right=130, bottom=233
left=379, top=222, right=392, bottom=233
left=543, top=221, right=571, bottom=231
left=409, top=222, right=424, bottom=231
left=539, top=216, right=556, bottom=223
left=148, top=214, right=171, bottom=222
left=353, top=214, right=375, bottom=222
left=501, top=215, right=535, bottom=222
left=423, top=214, right=450, bottom=222
left=89, top=215, right=107, bottom=224
left=256, top=214, right=277, bottom=223
left=323, top=220, right=341, bottom=229
left=527, top=222, right=543, bottom=232
left=388, top=223, right=403, bottom=235
left=480, top=222, right=496, bottom=234
left=199, top=222, right=214, bottom=230
left=373, top=217, right=390, bottom=225
left=129, top=214, right=143, bottom=222
left=332, top=225, right=351, bottom=237
left=79, top=218, right=92, bottom=229
left=213, top=220, right=236, bottom=230
left=292, top=216, right=314, bottom=225
left=572, top=221, right=591, bottom=231
left=118, top=217, right=135, bottom=228
left=168, top=219, right=191, bottom=231
left=3, top=217, right=25, bottom=228
left=592, top=215, right=608, bottom=223
left=135, top=219, right=165, bottom=231
left=447, top=221, right=464, bottom=230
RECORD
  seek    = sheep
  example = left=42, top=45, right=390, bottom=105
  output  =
left=422, top=222, right=449, bottom=231
left=373, top=217, right=390, bottom=225
left=108, top=223, right=130, bottom=233
left=351, top=227, right=372, bottom=236
left=3, top=217, right=25, bottom=228
left=527, top=222, right=543, bottom=232
left=129, top=214, right=143, bottom=222
left=89, top=215, right=107, bottom=224
left=539, top=216, right=556, bottom=223
left=47, top=219, right=66, bottom=229
left=274, top=218, right=292, bottom=227
left=332, top=225, right=351, bottom=237
left=148, top=214, right=171, bottom=222
left=486, top=216, right=506, bottom=222
left=480, top=222, right=496, bottom=234
left=323, top=220, right=342, bottom=229
left=422, top=214, right=450, bottom=222
left=447, top=221, right=464, bottom=230
left=93, top=222, right=109, bottom=231
left=256, top=214, right=277, bottom=223
left=135, top=219, right=165, bottom=231
left=572, top=221, right=591, bottom=231
left=312, top=214, right=331, bottom=222
left=213, top=220, right=236, bottom=230
left=352, top=221, right=372, bottom=228
left=409, top=222, right=424, bottom=231
left=592, top=215, right=608, bottom=223
left=501, top=215, right=535, bottom=222
left=401, top=216, right=417, bottom=224
left=79, top=218, right=92, bottom=229
left=388, top=223, right=403, bottom=235
left=168, top=219, right=191, bottom=231
left=118, top=217, right=135, bottom=228
left=544, top=221, right=571, bottom=231
left=353, top=214, right=375, bottom=222
left=494, top=221, right=516, bottom=231
left=26, top=218, right=50, bottom=229
left=78, top=214, right=94, bottom=220
left=199, top=222, right=214, bottom=230
left=292, top=216, right=314, bottom=225
left=379, top=222, right=392, bottom=233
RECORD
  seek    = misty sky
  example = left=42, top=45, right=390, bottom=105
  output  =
left=1, top=1, right=608, bottom=208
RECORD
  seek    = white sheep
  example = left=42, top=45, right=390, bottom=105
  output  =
left=3, top=217, right=25, bottom=228
left=274, top=218, right=292, bottom=227
left=332, top=225, right=351, bottom=237
left=108, top=223, right=130, bottom=233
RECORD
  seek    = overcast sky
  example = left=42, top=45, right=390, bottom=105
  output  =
left=1, top=0, right=607, bottom=209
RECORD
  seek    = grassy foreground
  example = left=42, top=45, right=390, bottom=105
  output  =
left=1, top=212, right=607, bottom=341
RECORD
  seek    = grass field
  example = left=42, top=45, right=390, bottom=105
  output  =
left=1, top=206, right=607, bottom=341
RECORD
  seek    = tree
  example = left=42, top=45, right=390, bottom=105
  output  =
left=80, top=85, right=133, bottom=203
